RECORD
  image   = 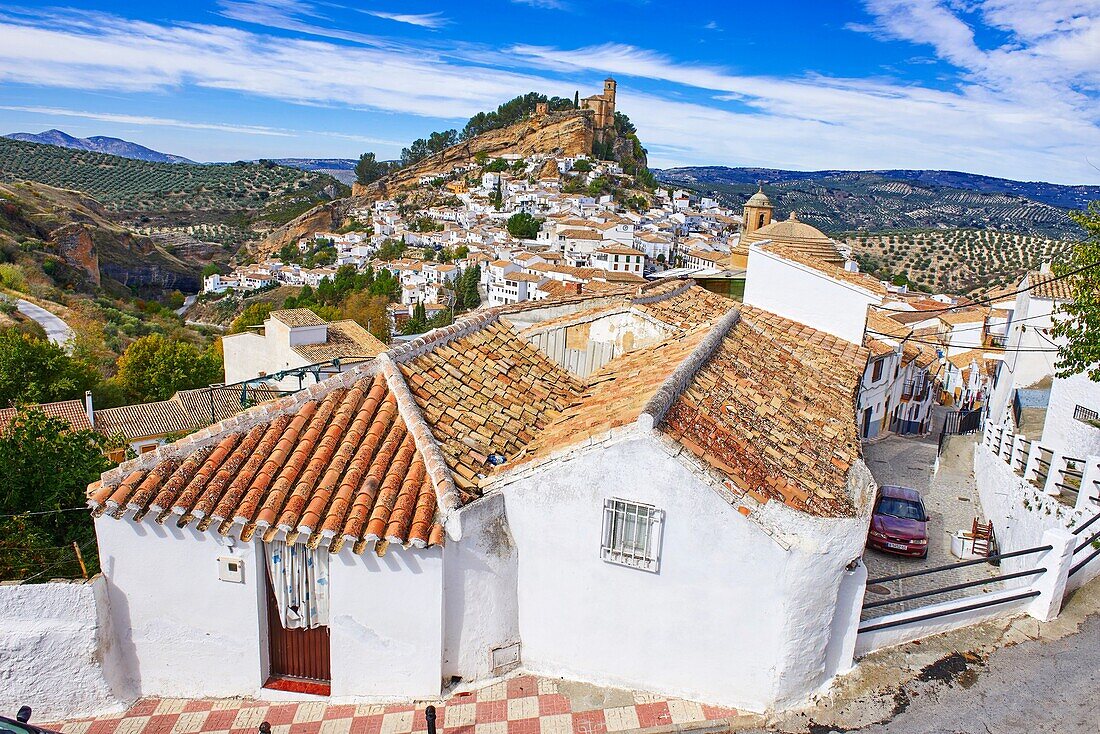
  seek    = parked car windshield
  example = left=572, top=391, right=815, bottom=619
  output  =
left=0, top=721, right=35, bottom=734
left=876, top=496, right=925, bottom=520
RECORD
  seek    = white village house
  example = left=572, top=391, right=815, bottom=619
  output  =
left=222, top=309, right=388, bottom=393
left=88, top=280, right=877, bottom=711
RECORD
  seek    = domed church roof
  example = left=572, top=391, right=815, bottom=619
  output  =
left=744, top=186, right=772, bottom=208
left=742, top=211, right=844, bottom=265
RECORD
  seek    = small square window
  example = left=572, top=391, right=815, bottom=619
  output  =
left=601, top=498, right=663, bottom=572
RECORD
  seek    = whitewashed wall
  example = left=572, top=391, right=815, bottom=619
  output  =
left=443, top=493, right=520, bottom=682
left=1042, top=374, right=1100, bottom=461
left=94, top=516, right=267, bottom=699
left=0, top=577, right=132, bottom=719
left=743, top=246, right=879, bottom=345
left=328, top=546, right=444, bottom=700
left=494, top=434, right=872, bottom=712
left=987, top=292, right=1061, bottom=421
left=974, top=445, right=1100, bottom=591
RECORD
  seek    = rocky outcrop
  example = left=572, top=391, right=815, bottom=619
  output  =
left=50, top=223, right=101, bottom=287
left=257, top=197, right=357, bottom=258
left=0, top=181, right=200, bottom=293
left=356, top=110, right=595, bottom=199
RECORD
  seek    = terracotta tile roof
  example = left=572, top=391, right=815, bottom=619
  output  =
left=270, top=308, right=326, bottom=327
left=594, top=244, right=643, bottom=256
left=634, top=284, right=732, bottom=330
left=937, top=307, right=988, bottom=326
left=292, top=320, right=388, bottom=362
left=399, top=321, right=586, bottom=494
left=560, top=229, right=604, bottom=240
left=519, top=324, right=713, bottom=463
left=95, top=400, right=189, bottom=440
left=95, top=385, right=285, bottom=443
left=0, top=399, right=92, bottom=433
left=594, top=271, right=646, bottom=284
left=89, top=371, right=446, bottom=550
left=759, top=243, right=887, bottom=296
left=505, top=272, right=547, bottom=283
left=664, top=309, right=867, bottom=518
left=1027, top=270, right=1074, bottom=301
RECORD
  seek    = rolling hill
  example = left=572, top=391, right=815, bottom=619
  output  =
left=0, top=137, right=348, bottom=249
left=5, top=129, right=196, bottom=164
left=655, top=166, right=1096, bottom=239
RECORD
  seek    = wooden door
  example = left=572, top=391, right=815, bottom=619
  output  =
left=266, top=565, right=330, bottom=682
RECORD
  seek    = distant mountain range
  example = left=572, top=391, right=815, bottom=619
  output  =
left=4, top=129, right=196, bottom=164
left=655, top=166, right=1099, bottom=239
left=272, top=158, right=358, bottom=185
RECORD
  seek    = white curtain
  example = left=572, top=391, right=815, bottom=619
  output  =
left=266, top=540, right=330, bottom=630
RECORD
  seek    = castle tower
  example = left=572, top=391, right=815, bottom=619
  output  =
left=742, top=185, right=773, bottom=235
left=603, top=77, right=616, bottom=123
left=535, top=101, right=549, bottom=117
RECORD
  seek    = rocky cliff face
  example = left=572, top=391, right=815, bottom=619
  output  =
left=0, top=181, right=199, bottom=293
left=354, top=110, right=595, bottom=200
left=257, top=198, right=356, bottom=258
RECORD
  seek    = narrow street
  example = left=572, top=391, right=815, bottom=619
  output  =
left=859, top=416, right=999, bottom=618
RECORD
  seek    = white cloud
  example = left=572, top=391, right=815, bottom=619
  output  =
left=363, top=11, right=450, bottom=30
left=510, top=41, right=1100, bottom=183
left=0, top=5, right=1096, bottom=183
left=0, top=105, right=294, bottom=136
left=0, top=11, right=549, bottom=119
left=510, top=0, right=569, bottom=9
left=0, top=105, right=406, bottom=147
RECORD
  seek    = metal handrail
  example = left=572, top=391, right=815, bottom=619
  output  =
left=858, top=590, right=1040, bottom=633
left=1074, top=526, right=1100, bottom=554
left=1070, top=545, right=1100, bottom=577
left=1072, top=512, right=1100, bottom=536
left=862, top=567, right=1044, bottom=610
left=866, top=545, right=1052, bottom=585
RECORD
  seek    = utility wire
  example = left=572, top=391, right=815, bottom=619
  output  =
left=864, top=329, right=1062, bottom=353
left=0, top=506, right=88, bottom=518
left=875, top=259, right=1097, bottom=314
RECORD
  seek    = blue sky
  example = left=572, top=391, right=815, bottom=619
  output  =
left=0, top=1, right=1098, bottom=183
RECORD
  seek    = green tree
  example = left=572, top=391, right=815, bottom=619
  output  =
left=0, top=330, right=98, bottom=408
left=111, top=334, right=223, bottom=402
left=506, top=212, right=543, bottom=239
left=201, top=263, right=221, bottom=278
left=229, top=302, right=275, bottom=333
left=355, top=152, right=386, bottom=186
left=402, top=301, right=428, bottom=335
left=574, top=90, right=580, bottom=108
left=0, top=408, right=115, bottom=580
left=571, top=159, right=593, bottom=173
left=1052, top=202, right=1100, bottom=380
left=342, top=292, right=392, bottom=343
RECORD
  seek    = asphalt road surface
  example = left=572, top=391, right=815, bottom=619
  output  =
left=17, top=299, right=74, bottom=347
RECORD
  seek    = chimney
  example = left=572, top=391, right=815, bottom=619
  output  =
left=1039, top=261, right=1052, bottom=274
left=843, top=259, right=859, bottom=273
left=567, top=281, right=583, bottom=295
left=85, top=390, right=94, bottom=428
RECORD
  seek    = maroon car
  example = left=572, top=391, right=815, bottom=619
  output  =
left=867, top=485, right=929, bottom=558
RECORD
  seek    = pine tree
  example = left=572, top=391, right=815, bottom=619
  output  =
left=574, top=90, right=580, bottom=108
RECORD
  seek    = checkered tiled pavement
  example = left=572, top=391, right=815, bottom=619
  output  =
left=44, top=676, right=741, bottom=734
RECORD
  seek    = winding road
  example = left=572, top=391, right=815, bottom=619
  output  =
left=17, top=298, right=74, bottom=348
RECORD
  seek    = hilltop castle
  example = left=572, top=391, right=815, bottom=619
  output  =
left=581, top=77, right=617, bottom=129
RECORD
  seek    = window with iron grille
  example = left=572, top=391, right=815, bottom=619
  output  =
left=601, top=498, right=663, bottom=572
left=1074, top=405, right=1099, bottom=424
